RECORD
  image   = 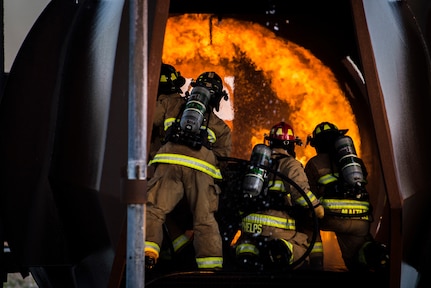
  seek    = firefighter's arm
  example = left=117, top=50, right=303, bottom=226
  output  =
left=211, top=120, right=232, bottom=159
left=152, top=98, right=166, bottom=128
left=304, top=162, right=321, bottom=198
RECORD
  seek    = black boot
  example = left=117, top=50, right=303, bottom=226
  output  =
left=359, top=241, right=390, bottom=272
left=264, top=239, right=293, bottom=270
left=236, top=252, right=263, bottom=271
left=145, top=253, right=158, bottom=270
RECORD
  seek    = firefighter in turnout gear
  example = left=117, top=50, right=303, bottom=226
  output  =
left=304, top=121, right=389, bottom=272
left=234, top=122, right=324, bottom=271
left=145, top=71, right=232, bottom=271
left=149, top=63, right=186, bottom=160
left=148, top=63, right=195, bottom=270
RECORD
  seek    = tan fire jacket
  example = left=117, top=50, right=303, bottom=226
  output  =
left=150, top=92, right=232, bottom=169
left=270, top=148, right=321, bottom=208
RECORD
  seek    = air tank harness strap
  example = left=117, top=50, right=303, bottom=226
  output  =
left=149, top=153, right=222, bottom=179
left=267, top=179, right=318, bottom=208
left=163, top=117, right=214, bottom=150
left=164, top=117, right=217, bottom=144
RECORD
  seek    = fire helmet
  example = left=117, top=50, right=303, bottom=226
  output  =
left=308, top=121, right=348, bottom=153
left=191, top=71, right=228, bottom=111
left=158, top=63, right=186, bottom=95
left=265, top=122, right=302, bottom=149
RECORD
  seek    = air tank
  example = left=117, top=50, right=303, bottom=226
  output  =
left=242, top=144, right=272, bottom=197
left=180, top=86, right=211, bottom=133
left=334, top=135, right=365, bottom=187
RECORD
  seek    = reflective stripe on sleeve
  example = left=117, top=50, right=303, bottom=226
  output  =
left=318, top=173, right=339, bottom=185
left=268, top=180, right=317, bottom=208
left=295, top=190, right=318, bottom=207
left=268, top=180, right=286, bottom=192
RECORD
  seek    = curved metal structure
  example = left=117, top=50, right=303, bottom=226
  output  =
left=0, top=0, right=430, bottom=287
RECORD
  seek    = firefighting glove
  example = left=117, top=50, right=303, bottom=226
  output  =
left=314, top=204, right=324, bottom=219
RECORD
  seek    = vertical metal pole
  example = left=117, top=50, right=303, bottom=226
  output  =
left=127, top=0, right=148, bottom=286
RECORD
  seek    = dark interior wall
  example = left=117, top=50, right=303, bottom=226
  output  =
left=359, top=0, right=431, bottom=286
left=409, top=0, right=431, bottom=45
left=0, top=0, right=82, bottom=266
left=99, top=0, right=129, bottom=254
left=0, top=1, right=125, bottom=286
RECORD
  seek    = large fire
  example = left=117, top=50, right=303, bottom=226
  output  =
left=162, top=14, right=357, bottom=270
left=162, top=14, right=359, bottom=164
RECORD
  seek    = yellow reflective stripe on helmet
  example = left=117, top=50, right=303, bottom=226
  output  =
left=279, top=238, right=294, bottom=264
left=295, top=190, right=318, bottom=207
left=315, top=122, right=338, bottom=135
left=149, top=153, right=222, bottom=179
left=160, top=75, right=168, bottom=83
left=196, top=257, right=223, bottom=269
left=236, top=243, right=259, bottom=256
left=170, top=72, right=178, bottom=81
left=164, top=118, right=216, bottom=143
left=242, top=213, right=296, bottom=230
left=268, top=180, right=286, bottom=192
left=320, top=198, right=370, bottom=211
left=318, top=173, right=339, bottom=185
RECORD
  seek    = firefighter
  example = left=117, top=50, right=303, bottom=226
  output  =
left=149, top=63, right=186, bottom=160
left=304, top=121, right=389, bottom=272
left=145, top=71, right=232, bottom=271
left=234, top=122, right=324, bottom=271
left=148, top=63, right=196, bottom=270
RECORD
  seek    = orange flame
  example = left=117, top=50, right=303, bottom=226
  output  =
left=162, top=14, right=360, bottom=164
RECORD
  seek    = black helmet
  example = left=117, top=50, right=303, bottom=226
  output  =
left=191, top=71, right=228, bottom=111
left=307, top=122, right=348, bottom=153
left=158, top=63, right=186, bottom=95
